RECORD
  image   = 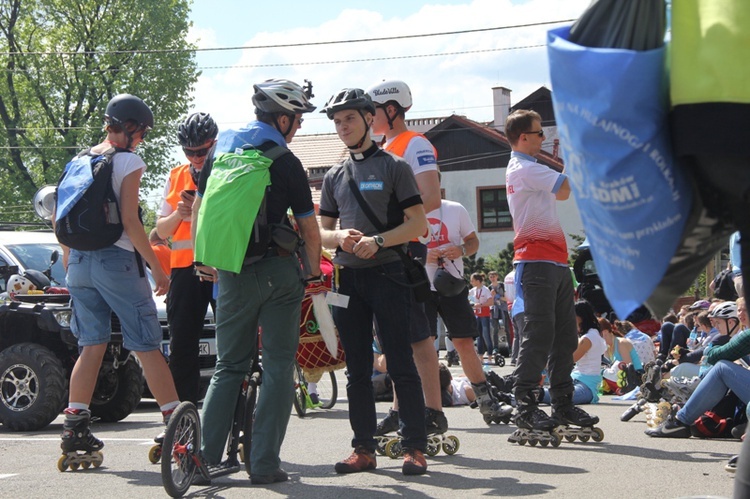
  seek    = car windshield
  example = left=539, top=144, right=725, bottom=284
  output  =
left=6, top=242, right=65, bottom=286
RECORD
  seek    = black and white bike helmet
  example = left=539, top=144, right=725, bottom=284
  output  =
left=252, top=79, right=316, bottom=115
left=178, top=112, right=218, bottom=147
left=320, top=88, right=376, bottom=119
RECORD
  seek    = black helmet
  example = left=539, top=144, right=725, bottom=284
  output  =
left=177, top=112, right=218, bottom=147
left=252, top=79, right=316, bottom=115
left=104, top=94, right=154, bottom=132
left=433, top=268, right=466, bottom=297
left=22, top=269, right=50, bottom=290
left=320, top=88, right=376, bottom=119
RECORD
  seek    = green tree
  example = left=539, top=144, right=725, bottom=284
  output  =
left=0, top=0, right=198, bottom=223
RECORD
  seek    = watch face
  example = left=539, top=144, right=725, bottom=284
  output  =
left=375, top=236, right=384, bottom=247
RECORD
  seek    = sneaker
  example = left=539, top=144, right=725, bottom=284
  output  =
left=645, top=415, right=691, bottom=438
left=335, top=446, right=376, bottom=474
left=251, top=468, right=289, bottom=484
left=726, top=455, right=738, bottom=473
left=402, top=448, right=427, bottom=475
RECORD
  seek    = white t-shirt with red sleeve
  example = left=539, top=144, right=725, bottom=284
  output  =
left=425, top=199, right=475, bottom=289
left=506, top=151, right=568, bottom=264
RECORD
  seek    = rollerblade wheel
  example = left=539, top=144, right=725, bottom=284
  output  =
left=592, top=428, right=604, bottom=442
left=482, top=413, right=494, bottom=425
left=528, top=438, right=538, bottom=446
left=578, top=434, right=590, bottom=443
left=57, top=455, right=69, bottom=473
left=550, top=432, right=562, bottom=448
left=565, top=434, right=576, bottom=443
left=385, top=439, right=403, bottom=459
left=425, top=442, right=440, bottom=457
left=495, top=355, right=505, bottom=367
left=442, top=436, right=460, bottom=455
left=149, top=444, right=162, bottom=464
left=375, top=441, right=387, bottom=456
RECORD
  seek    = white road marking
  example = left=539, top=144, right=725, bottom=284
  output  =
left=0, top=475, right=18, bottom=479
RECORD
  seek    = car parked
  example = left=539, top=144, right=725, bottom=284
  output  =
left=0, top=230, right=216, bottom=431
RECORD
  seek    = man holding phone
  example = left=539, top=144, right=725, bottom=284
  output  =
left=156, top=112, right=219, bottom=405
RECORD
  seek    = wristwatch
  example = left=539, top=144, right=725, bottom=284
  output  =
left=373, top=235, right=385, bottom=248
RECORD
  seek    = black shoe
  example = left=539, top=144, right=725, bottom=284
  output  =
left=375, top=409, right=400, bottom=436
left=425, top=407, right=448, bottom=434
left=645, top=415, right=691, bottom=438
left=514, top=407, right=555, bottom=431
left=552, top=405, right=600, bottom=427
left=251, top=468, right=289, bottom=485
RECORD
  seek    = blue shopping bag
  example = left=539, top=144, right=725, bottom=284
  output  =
left=547, top=26, right=692, bottom=320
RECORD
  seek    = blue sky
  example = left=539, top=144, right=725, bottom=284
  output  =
left=184, top=0, right=590, bottom=135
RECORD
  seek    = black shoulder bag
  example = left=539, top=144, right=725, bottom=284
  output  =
left=343, top=163, right=431, bottom=302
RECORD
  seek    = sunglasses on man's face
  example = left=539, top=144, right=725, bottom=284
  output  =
left=522, top=129, right=545, bottom=137
left=183, top=145, right=212, bottom=158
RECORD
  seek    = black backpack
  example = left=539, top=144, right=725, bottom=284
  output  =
left=55, top=146, right=128, bottom=250
left=713, top=269, right=738, bottom=301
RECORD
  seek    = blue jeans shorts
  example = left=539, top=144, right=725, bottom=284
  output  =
left=66, top=246, right=162, bottom=351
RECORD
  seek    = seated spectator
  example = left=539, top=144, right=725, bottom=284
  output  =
left=600, top=317, right=643, bottom=371
left=438, top=363, right=476, bottom=407
left=646, top=360, right=750, bottom=438
left=541, top=300, right=607, bottom=405
left=657, top=313, right=679, bottom=362
left=616, top=320, right=657, bottom=366
left=648, top=298, right=750, bottom=438
left=669, top=303, right=737, bottom=378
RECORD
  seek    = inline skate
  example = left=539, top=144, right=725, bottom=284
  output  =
left=445, top=350, right=460, bottom=367
left=552, top=402, right=604, bottom=443
left=508, top=406, right=562, bottom=447
left=423, top=407, right=459, bottom=457
left=375, top=409, right=400, bottom=456
left=473, top=380, right=513, bottom=424
left=58, top=409, right=104, bottom=472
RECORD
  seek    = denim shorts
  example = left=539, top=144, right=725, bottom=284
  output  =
left=66, top=246, right=162, bottom=351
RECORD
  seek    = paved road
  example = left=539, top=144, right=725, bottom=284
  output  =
left=0, top=362, right=740, bottom=498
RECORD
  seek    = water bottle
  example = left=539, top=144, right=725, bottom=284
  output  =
left=687, top=330, right=698, bottom=350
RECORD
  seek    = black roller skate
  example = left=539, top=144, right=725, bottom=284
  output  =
left=375, top=409, right=400, bottom=456
left=473, top=381, right=513, bottom=425
left=423, top=407, right=460, bottom=457
left=492, top=348, right=505, bottom=367
left=58, top=409, right=104, bottom=471
left=552, top=399, right=604, bottom=443
left=446, top=350, right=460, bottom=367
left=508, top=406, right=562, bottom=447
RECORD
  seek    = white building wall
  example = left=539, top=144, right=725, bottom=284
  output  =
left=441, top=168, right=585, bottom=259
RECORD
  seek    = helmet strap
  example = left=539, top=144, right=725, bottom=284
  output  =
left=347, top=110, right=370, bottom=151
left=273, top=114, right=295, bottom=140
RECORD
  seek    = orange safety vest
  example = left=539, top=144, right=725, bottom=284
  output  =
left=384, top=131, right=438, bottom=242
left=165, top=164, right=196, bottom=269
left=384, top=130, right=437, bottom=160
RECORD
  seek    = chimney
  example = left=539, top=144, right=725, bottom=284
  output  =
left=492, top=86, right=512, bottom=132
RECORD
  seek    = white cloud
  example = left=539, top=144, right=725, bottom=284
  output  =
left=188, top=0, right=590, bottom=135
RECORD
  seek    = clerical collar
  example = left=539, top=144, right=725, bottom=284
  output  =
left=350, top=143, right=379, bottom=162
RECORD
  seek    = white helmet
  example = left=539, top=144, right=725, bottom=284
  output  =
left=366, top=79, right=412, bottom=111
left=7, top=274, right=35, bottom=297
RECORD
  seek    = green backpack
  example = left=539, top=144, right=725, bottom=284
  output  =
left=194, top=144, right=288, bottom=273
